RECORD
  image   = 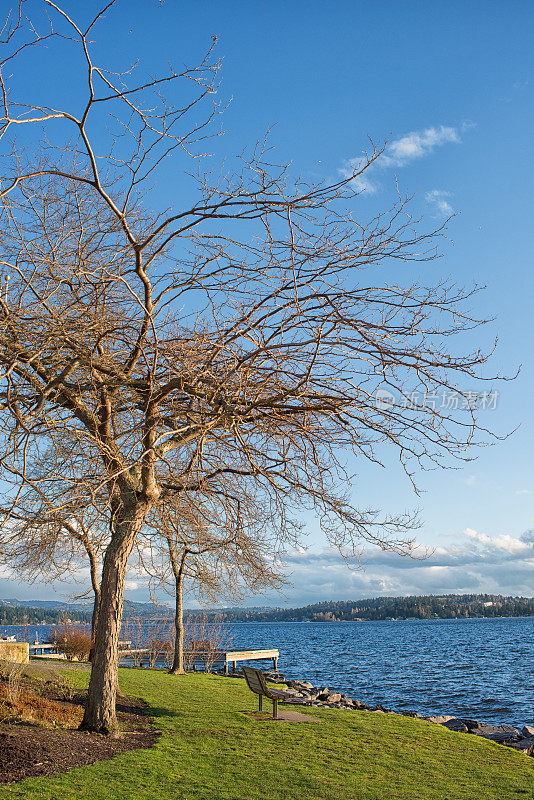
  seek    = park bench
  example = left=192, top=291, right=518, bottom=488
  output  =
left=242, top=666, right=293, bottom=719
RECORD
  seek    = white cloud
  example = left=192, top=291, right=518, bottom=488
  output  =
left=340, top=124, right=462, bottom=194
left=381, top=126, right=460, bottom=168
left=425, top=189, right=455, bottom=217
left=268, top=526, right=534, bottom=605
left=463, top=527, right=534, bottom=557
left=515, top=489, right=532, bottom=496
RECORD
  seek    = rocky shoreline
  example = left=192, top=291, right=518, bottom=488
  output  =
left=244, top=670, right=534, bottom=756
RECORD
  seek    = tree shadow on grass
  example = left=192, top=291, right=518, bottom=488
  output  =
left=145, top=705, right=187, bottom=721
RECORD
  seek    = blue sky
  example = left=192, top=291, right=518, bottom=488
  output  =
left=0, top=0, right=533, bottom=606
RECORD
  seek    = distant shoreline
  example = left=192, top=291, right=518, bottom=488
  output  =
left=223, top=615, right=534, bottom=622
left=2, top=593, right=533, bottom=626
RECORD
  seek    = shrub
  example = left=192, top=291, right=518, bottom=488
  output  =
left=184, top=615, right=232, bottom=672
left=0, top=681, right=83, bottom=726
left=149, top=638, right=173, bottom=668
left=53, top=675, right=77, bottom=701
left=120, top=616, right=175, bottom=667
left=0, top=658, right=24, bottom=714
left=49, top=625, right=92, bottom=662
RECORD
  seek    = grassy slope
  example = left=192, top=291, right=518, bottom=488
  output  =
left=3, top=670, right=533, bottom=800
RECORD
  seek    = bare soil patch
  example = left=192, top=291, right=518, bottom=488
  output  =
left=0, top=680, right=157, bottom=785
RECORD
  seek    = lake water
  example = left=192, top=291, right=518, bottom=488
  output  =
left=2, top=616, right=532, bottom=728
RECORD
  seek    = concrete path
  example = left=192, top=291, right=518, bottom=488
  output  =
left=243, top=708, right=321, bottom=723
left=25, top=659, right=90, bottom=679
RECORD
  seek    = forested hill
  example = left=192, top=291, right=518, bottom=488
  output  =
left=0, top=604, right=91, bottom=625
left=0, top=598, right=164, bottom=621
left=195, top=594, right=534, bottom=622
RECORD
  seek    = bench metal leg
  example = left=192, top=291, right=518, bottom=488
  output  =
left=273, top=699, right=278, bottom=719
left=258, top=695, right=263, bottom=712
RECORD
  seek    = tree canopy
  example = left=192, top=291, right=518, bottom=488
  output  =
left=0, top=1, right=497, bottom=733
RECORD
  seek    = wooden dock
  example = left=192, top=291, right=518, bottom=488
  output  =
left=118, top=647, right=279, bottom=672
left=30, top=640, right=132, bottom=658
left=222, top=649, right=278, bottom=674
left=29, top=643, right=61, bottom=656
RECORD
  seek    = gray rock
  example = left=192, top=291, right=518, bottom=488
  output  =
left=468, top=723, right=520, bottom=742
left=504, top=737, right=534, bottom=755
left=264, top=671, right=285, bottom=682
left=326, top=692, right=342, bottom=703
left=522, top=725, right=534, bottom=737
left=297, top=681, right=314, bottom=690
left=440, top=718, right=469, bottom=732
left=426, top=715, right=455, bottom=724
left=458, top=719, right=480, bottom=731
left=317, top=690, right=343, bottom=701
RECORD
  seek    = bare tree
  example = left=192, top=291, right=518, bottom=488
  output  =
left=142, top=491, right=286, bottom=674
left=0, top=503, right=106, bottom=647
left=0, top=3, right=498, bottom=733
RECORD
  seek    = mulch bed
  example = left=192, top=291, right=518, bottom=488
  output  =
left=0, top=691, right=158, bottom=785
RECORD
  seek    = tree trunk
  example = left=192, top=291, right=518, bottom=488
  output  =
left=80, top=508, right=144, bottom=735
left=88, top=584, right=101, bottom=664
left=88, top=546, right=101, bottom=663
left=170, top=552, right=187, bottom=674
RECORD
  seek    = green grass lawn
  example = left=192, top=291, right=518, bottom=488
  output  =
left=3, top=669, right=533, bottom=800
